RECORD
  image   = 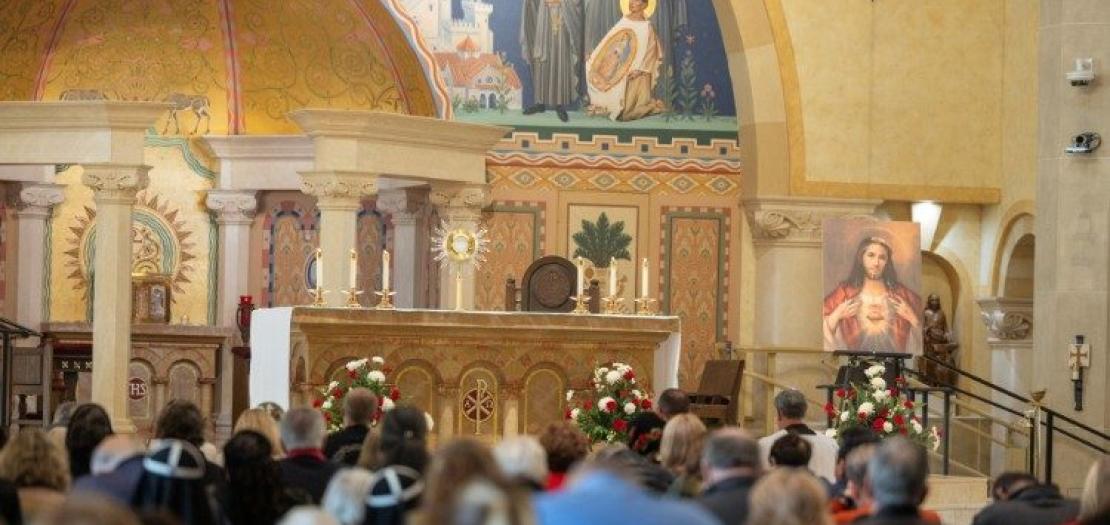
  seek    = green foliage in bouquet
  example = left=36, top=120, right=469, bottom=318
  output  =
left=567, top=362, right=652, bottom=444
left=825, top=363, right=939, bottom=450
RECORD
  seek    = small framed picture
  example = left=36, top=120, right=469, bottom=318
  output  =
left=132, top=273, right=172, bottom=324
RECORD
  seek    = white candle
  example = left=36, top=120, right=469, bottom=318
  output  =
left=315, top=248, right=323, bottom=289
left=609, top=257, right=617, bottom=297
left=575, top=257, right=585, bottom=296
left=455, top=272, right=464, bottom=310
left=382, top=250, right=391, bottom=290
left=641, top=258, right=649, bottom=298
left=349, top=249, right=357, bottom=289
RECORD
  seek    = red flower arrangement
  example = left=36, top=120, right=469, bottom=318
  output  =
left=314, top=356, right=401, bottom=432
left=826, top=363, right=938, bottom=450
left=566, top=362, right=652, bottom=443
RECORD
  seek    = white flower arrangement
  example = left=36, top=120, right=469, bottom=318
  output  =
left=382, top=397, right=395, bottom=411
left=598, top=396, right=616, bottom=413
left=566, top=390, right=575, bottom=402
left=870, top=377, right=887, bottom=390
left=605, top=370, right=622, bottom=385
left=623, top=402, right=636, bottom=415
left=371, top=356, right=385, bottom=365
left=865, top=364, right=886, bottom=378
left=826, top=366, right=938, bottom=450
left=858, top=402, right=875, bottom=416
left=569, top=363, right=652, bottom=444
left=367, top=370, right=386, bottom=384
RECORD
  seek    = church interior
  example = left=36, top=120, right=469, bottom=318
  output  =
left=0, top=1, right=1107, bottom=524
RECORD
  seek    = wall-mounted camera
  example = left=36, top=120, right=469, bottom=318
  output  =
left=1067, top=58, right=1095, bottom=86
left=1066, top=132, right=1101, bottom=154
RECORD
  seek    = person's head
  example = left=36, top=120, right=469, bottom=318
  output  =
left=748, top=467, right=832, bottom=525
left=844, top=443, right=877, bottom=503
left=494, top=436, right=549, bottom=489
left=378, top=405, right=429, bottom=473
left=1078, top=457, right=1110, bottom=521
left=835, top=427, right=880, bottom=482
left=769, top=433, right=811, bottom=468
left=927, top=293, right=940, bottom=310
left=321, top=468, right=374, bottom=525
left=52, top=401, right=77, bottom=428
left=281, top=407, right=327, bottom=451
left=990, top=471, right=1038, bottom=501
left=656, top=388, right=690, bottom=419
left=627, top=0, right=647, bottom=15
left=849, top=236, right=898, bottom=287
left=0, top=428, right=70, bottom=491
left=278, top=506, right=340, bottom=525
left=774, top=389, right=808, bottom=426
left=234, top=407, right=285, bottom=456
left=343, top=388, right=378, bottom=427
left=538, top=421, right=589, bottom=474
left=133, top=439, right=213, bottom=525
left=423, top=438, right=516, bottom=525
left=700, top=428, right=761, bottom=484
left=65, top=403, right=115, bottom=479
left=659, top=413, right=707, bottom=476
left=154, top=400, right=206, bottom=448
left=867, top=436, right=929, bottom=510
left=37, top=494, right=141, bottom=525
left=90, top=435, right=145, bottom=475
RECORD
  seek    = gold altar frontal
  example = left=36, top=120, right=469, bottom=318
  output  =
left=280, top=308, right=681, bottom=440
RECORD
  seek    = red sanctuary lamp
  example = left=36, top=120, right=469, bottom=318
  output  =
left=233, top=295, right=255, bottom=359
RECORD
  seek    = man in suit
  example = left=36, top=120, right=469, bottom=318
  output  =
left=323, top=388, right=377, bottom=465
left=758, top=389, right=839, bottom=483
left=279, top=408, right=340, bottom=503
left=696, top=428, right=762, bottom=524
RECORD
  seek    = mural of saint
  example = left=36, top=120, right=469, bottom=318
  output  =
left=520, top=0, right=585, bottom=122
left=823, top=235, right=923, bottom=353
left=585, top=0, right=664, bottom=121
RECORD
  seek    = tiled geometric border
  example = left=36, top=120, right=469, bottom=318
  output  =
left=494, top=132, right=741, bottom=161
left=660, top=207, right=732, bottom=341
left=488, top=165, right=740, bottom=197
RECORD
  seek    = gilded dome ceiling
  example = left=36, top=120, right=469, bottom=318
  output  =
left=0, top=0, right=441, bottom=134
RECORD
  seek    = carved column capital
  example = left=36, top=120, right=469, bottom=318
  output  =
left=299, top=170, right=378, bottom=208
left=742, top=196, right=880, bottom=246
left=205, top=190, right=258, bottom=224
left=81, top=163, right=150, bottom=203
left=17, top=183, right=65, bottom=217
left=977, top=297, right=1033, bottom=343
left=377, top=187, right=429, bottom=225
left=429, top=183, right=490, bottom=223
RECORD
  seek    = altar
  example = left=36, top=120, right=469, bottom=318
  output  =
left=250, top=308, right=680, bottom=439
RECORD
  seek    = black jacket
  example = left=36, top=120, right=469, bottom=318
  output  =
left=972, top=485, right=1079, bottom=525
left=696, top=475, right=758, bottom=525
left=854, top=504, right=935, bottom=525
left=279, top=454, right=341, bottom=504
left=323, top=425, right=370, bottom=466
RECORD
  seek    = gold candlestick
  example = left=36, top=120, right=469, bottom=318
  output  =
left=601, top=295, right=624, bottom=315
left=309, top=287, right=328, bottom=307
left=375, top=287, right=397, bottom=310
left=634, top=297, right=658, bottom=316
left=570, top=293, right=590, bottom=314
left=342, top=288, right=363, bottom=308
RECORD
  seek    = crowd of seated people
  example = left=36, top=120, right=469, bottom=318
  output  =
left=0, top=386, right=1103, bottom=525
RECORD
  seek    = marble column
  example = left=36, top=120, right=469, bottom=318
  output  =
left=205, top=190, right=257, bottom=439
left=978, top=297, right=1033, bottom=475
left=376, top=187, right=430, bottom=308
left=741, top=196, right=878, bottom=427
left=15, top=183, right=65, bottom=339
left=300, top=171, right=378, bottom=307
left=82, top=163, right=150, bottom=433
left=429, top=183, right=490, bottom=310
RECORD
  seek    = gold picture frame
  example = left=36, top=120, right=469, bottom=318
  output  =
left=132, top=273, right=172, bottom=324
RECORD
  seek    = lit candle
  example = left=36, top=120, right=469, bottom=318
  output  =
left=641, top=257, right=649, bottom=298
left=575, top=257, right=585, bottom=296
left=382, top=250, right=391, bottom=290
left=315, top=248, right=323, bottom=289
left=349, top=249, right=357, bottom=289
left=609, top=257, right=617, bottom=297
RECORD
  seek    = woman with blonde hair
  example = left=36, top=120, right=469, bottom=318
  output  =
left=1076, top=457, right=1110, bottom=524
left=234, top=407, right=285, bottom=457
left=0, top=428, right=71, bottom=521
left=749, top=468, right=833, bottom=525
left=659, top=413, right=707, bottom=497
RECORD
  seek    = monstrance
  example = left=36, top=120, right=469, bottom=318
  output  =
left=432, top=221, right=490, bottom=311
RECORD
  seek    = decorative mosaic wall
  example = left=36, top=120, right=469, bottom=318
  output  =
left=475, top=202, right=545, bottom=311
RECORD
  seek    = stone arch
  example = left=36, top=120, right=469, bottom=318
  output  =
left=127, top=358, right=156, bottom=423
left=995, top=213, right=1036, bottom=299
left=167, top=360, right=203, bottom=404
left=521, top=363, right=569, bottom=435
left=921, top=248, right=977, bottom=371
left=393, top=358, right=441, bottom=416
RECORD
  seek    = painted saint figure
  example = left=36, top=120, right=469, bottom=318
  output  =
left=585, top=0, right=664, bottom=121
left=823, top=236, right=923, bottom=353
left=520, top=0, right=585, bottom=122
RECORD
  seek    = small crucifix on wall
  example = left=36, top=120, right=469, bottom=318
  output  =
left=1069, top=336, right=1091, bottom=411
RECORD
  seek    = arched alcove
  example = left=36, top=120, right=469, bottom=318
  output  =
left=1001, top=234, right=1035, bottom=299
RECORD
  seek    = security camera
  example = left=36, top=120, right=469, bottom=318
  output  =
left=1067, top=58, right=1095, bottom=86
left=1066, top=132, right=1101, bottom=154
